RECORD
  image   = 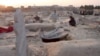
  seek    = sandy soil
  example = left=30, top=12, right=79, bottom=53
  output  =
left=46, top=39, right=100, bottom=56
left=0, top=24, right=100, bottom=56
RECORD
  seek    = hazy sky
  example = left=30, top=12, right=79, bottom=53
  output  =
left=0, top=0, right=100, bottom=7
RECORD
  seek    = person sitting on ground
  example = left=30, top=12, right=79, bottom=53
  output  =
left=34, top=15, right=43, bottom=23
left=34, top=15, right=40, bottom=21
left=69, top=16, right=76, bottom=27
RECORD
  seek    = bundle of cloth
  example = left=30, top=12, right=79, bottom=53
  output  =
left=0, top=26, right=13, bottom=33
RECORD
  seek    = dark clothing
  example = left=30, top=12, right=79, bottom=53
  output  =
left=34, top=16, right=40, bottom=21
left=69, top=16, right=76, bottom=26
left=34, top=16, right=43, bottom=23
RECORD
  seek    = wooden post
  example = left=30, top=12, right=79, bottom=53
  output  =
left=14, top=9, right=27, bottom=56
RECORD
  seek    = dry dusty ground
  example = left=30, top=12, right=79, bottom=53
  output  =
left=0, top=25, right=100, bottom=56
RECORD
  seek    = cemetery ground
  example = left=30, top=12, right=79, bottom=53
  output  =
left=0, top=9, right=100, bottom=56
left=0, top=24, right=100, bottom=56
